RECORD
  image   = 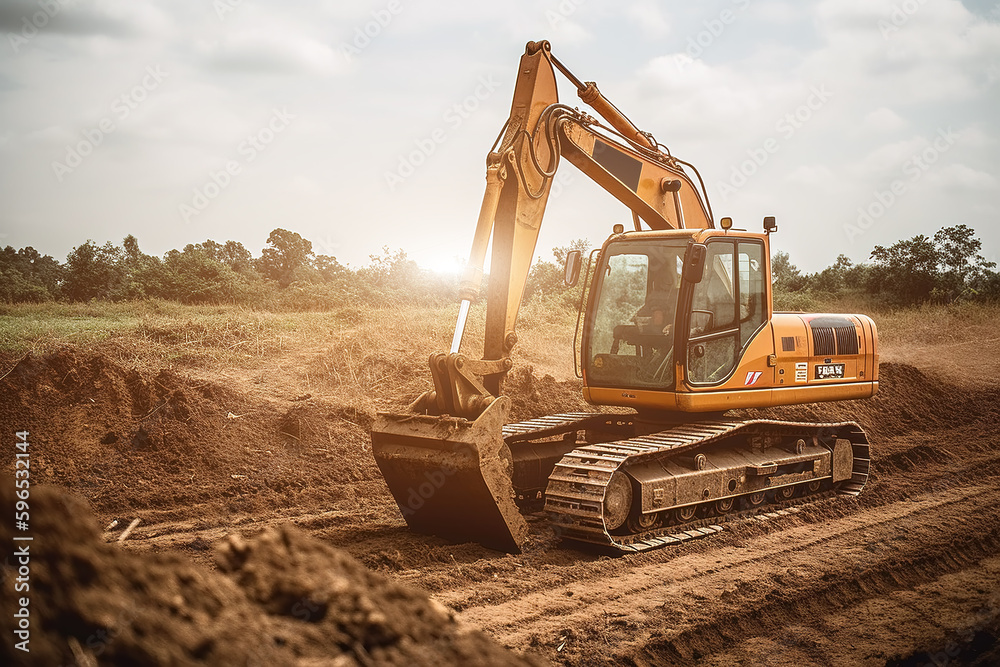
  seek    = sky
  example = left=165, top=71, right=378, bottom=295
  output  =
left=1, top=0, right=998, bottom=276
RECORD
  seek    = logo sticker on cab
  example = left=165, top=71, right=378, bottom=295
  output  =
left=815, top=363, right=845, bottom=380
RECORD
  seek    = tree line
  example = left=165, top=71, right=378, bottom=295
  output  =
left=771, top=224, right=998, bottom=307
left=0, top=224, right=996, bottom=309
left=524, top=225, right=999, bottom=310
left=0, top=229, right=456, bottom=308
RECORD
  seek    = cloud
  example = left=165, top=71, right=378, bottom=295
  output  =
left=858, top=136, right=929, bottom=177
left=862, top=107, right=907, bottom=133
left=810, top=0, right=1000, bottom=103
left=755, top=1, right=811, bottom=25
left=928, top=163, right=997, bottom=190
left=544, top=16, right=592, bottom=46
left=633, top=53, right=814, bottom=151
left=624, top=0, right=672, bottom=37
left=197, top=30, right=346, bottom=76
left=785, top=164, right=836, bottom=187
left=0, top=0, right=170, bottom=39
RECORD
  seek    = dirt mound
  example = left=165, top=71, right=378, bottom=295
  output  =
left=0, top=347, right=593, bottom=527
left=737, top=362, right=1000, bottom=443
left=503, top=366, right=589, bottom=423
left=0, top=480, right=544, bottom=666
left=503, top=360, right=1000, bottom=444
left=0, top=347, right=382, bottom=522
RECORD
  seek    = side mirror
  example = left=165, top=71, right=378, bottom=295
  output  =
left=683, top=243, right=707, bottom=284
left=564, top=250, right=582, bottom=287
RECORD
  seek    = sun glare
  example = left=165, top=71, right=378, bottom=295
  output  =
left=420, top=253, right=465, bottom=277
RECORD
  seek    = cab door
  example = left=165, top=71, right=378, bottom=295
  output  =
left=685, top=238, right=766, bottom=386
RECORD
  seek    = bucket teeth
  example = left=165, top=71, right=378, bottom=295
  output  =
left=371, top=397, right=528, bottom=553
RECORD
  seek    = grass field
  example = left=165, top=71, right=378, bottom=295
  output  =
left=3, top=297, right=996, bottom=381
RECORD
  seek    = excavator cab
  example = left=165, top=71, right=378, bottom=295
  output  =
left=582, top=230, right=770, bottom=405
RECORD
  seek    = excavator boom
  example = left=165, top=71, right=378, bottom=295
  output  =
left=451, top=41, right=714, bottom=398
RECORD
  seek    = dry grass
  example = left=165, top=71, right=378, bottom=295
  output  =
left=1, top=300, right=380, bottom=361
left=513, top=296, right=581, bottom=381
left=0, top=297, right=583, bottom=422
left=3, top=297, right=996, bottom=399
left=862, top=301, right=1000, bottom=386
left=799, top=296, right=1000, bottom=385
left=300, top=305, right=458, bottom=414
left=867, top=301, right=1000, bottom=346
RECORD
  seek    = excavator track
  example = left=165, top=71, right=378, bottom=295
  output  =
left=502, top=412, right=599, bottom=442
left=543, top=419, right=870, bottom=552
left=375, top=408, right=870, bottom=554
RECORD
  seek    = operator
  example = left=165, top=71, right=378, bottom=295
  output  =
left=634, top=255, right=678, bottom=336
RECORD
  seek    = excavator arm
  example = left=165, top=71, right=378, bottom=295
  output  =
left=371, top=40, right=715, bottom=552
left=421, top=40, right=714, bottom=419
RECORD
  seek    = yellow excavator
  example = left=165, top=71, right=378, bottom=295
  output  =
left=371, top=41, right=877, bottom=553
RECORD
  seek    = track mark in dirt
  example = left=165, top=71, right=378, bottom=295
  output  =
left=635, top=524, right=1000, bottom=665
left=689, top=555, right=1000, bottom=667
left=448, top=484, right=1000, bottom=664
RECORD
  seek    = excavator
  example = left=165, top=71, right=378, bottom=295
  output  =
left=371, top=41, right=877, bottom=553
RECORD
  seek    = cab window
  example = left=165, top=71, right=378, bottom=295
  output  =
left=584, top=241, right=686, bottom=389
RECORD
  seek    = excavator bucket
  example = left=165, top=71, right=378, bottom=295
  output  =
left=370, top=397, right=528, bottom=553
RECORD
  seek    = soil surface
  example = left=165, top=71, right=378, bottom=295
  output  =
left=2, top=342, right=999, bottom=665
